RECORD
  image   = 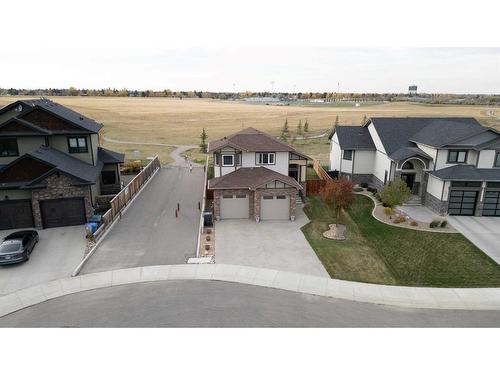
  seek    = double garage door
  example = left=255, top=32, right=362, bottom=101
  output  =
left=0, top=200, right=34, bottom=230
left=448, top=190, right=478, bottom=216
left=40, top=198, right=87, bottom=228
left=483, top=191, right=500, bottom=217
left=219, top=194, right=290, bottom=220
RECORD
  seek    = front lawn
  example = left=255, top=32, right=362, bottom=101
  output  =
left=302, top=195, right=500, bottom=287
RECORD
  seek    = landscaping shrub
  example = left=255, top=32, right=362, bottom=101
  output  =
left=440, top=220, right=448, bottom=228
left=360, top=182, right=369, bottom=189
left=393, top=216, right=406, bottom=224
left=353, top=187, right=364, bottom=192
left=383, top=207, right=393, bottom=216
left=429, top=220, right=441, bottom=228
left=410, top=220, right=418, bottom=226
left=378, top=178, right=411, bottom=207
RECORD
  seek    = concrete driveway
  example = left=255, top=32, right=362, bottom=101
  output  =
left=448, top=216, right=500, bottom=265
left=0, top=226, right=86, bottom=295
left=215, top=207, right=329, bottom=277
left=81, top=166, right=204, bottom=273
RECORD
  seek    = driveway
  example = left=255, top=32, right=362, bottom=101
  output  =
left=215, top=207, right=329, bottom=277
left=81, top=166, right=204, bottom=273
left=448, top=216, right=500, bottom=265
left=0, top=226, right=86, bottom=295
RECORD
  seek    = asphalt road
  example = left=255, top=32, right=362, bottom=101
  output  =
left=2, top=280, right=499, bottom=327
left=82, top=166, right=204, bottom=273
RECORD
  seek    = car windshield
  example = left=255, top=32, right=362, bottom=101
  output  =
left=0, top=240, right=22, bottom=254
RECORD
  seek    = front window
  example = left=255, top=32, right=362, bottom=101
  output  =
left=0, top=241, right=22, bottom=254
left=222, top=154, right=234, bottom=166
left=495, top=152, right=500, bottom=167
left=0, top=138, right=19, bottom=157
left=447, top=150, right=467, bottom=163
left=68, top=136, right=88, bottom=153
left=256, top=152, right=275, bottom=165
left=101, top=171, right=117, bottom=185
left=343, top=150, right=353, bottom=161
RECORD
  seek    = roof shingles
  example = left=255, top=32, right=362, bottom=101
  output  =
left=209, top=167, right=302, bottom=190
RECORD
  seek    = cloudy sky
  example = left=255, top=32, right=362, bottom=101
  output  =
left=1, top=48, right=498, bottom=94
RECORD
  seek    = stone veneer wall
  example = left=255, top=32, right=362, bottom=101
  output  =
left=423, top=193, right=448, bottom=215
left=371, top=175, right=386, bottom=192
left=254, top=188, right=297, bottom=221
left=31, top=173, right=93, bottom=229
left=212, top=189, right=254, bottom=220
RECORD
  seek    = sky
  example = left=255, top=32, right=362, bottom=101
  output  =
left=0, top=0, right=499, bottom=94
left=1, top=48, right=498, bottom=94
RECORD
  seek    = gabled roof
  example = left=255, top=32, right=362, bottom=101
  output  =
left=208, top=127, right=307, bottom=156
left=26, top=146, right=103, bottom=184
left=474, top=137, right=500, bottom=151
left=430, top=164, right=500, bottom=181
left=389, top=146, right=432, bottom=163
left=330, top=125, right=376, bottom=150
left=98, top=147, right=125, bottom=164
left=0, top=99, right=103, bottom=133
left=208, top=167, right=303, bottom=190
left=366, top=117, right=491, bottom=160
left=0, top=117, right=51, bottom=135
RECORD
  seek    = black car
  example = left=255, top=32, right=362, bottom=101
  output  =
left=0, top=230, right=39, bottom=265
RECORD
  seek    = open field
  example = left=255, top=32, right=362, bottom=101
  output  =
left=302, top=195, right=500, bottom=287
left=1, top=96, right=498, bottom=163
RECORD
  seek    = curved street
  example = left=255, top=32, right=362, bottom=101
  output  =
left=1, top=280, right=499, bottom=327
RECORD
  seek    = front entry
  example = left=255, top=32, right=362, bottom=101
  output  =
left=401, top=173, right=415, bottom=190
left=288, top=164, right=299, bottom=182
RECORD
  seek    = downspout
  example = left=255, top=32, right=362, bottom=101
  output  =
left=89, top=134, right=95, bottom=166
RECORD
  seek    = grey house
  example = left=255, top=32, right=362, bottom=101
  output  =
left=0, top=99, right=124, bottom=230
left=329, top=117, right=500, bottom=217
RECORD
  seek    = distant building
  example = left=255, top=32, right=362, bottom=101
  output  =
left=408, top=85, right=418, bottom=96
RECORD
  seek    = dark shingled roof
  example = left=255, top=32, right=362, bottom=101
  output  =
left=208, top=127, right=308, bottom=157
left=430, top=164, right=500, bottom=181
left=330, top=126, right=376, bottom=150
left=0, top=99, right=103, bottom=133
left=98, top=147, right=125, bottom=164
left=27, top=146, right=103, bottom=184
left=389, top=146, right=432, bottom=162
left=474, top=137, right=500, bottom=150
left=367, top=117, right=486, bottom=159
left=208, top=167, right=303, bottom=190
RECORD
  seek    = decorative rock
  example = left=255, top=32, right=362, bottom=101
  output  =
left=323, top=224, right=347, bottom=240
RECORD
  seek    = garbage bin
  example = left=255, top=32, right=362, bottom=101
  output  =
left=203, top=212, right=213, bottom=227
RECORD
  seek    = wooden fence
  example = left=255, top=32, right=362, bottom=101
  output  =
left=305, top=158, right=331, bottom=195
left=312, top=158, right=332, bottom=181
left=93, top=156, right=161, bottom=240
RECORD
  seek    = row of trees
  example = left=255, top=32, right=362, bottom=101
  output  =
left=2, top=87, right=498, bottom=105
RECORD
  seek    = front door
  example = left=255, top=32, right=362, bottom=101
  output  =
left=401, top=173, right=415, bottom=190
left=289, top=164, right=299, bottom=182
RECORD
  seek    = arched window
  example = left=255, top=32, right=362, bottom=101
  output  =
left=402, top=161, right=414, bottom=170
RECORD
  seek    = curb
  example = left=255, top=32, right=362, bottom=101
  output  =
left=71, top=167, right=161, bottom=276
left=2, top=264, right=500, bottom=318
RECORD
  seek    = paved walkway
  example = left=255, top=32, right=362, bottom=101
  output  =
left=81, top=167, right=204, bottom=273
left=448, top=216, right=500, bottom=265
left=2, top=264, right=500, bottom=318
left=215, top=207, right=329, bottom=277
left=2, top=280, right=498, bottom=327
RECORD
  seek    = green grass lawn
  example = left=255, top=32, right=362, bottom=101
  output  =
left=302, top=195, right=500, bottom=287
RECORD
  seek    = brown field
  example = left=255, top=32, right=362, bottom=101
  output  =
left=1, top=96, right=498, bottom=163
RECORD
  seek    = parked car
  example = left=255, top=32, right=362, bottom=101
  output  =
left=0, top=230, right=39, bottom=265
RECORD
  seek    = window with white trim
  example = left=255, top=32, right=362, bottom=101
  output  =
left=222, top=154, right=234, bottom=166
left=256, top=152, right=275, bottom=165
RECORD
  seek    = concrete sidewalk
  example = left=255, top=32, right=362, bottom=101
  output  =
left=2, top=264, right=500, bottom=317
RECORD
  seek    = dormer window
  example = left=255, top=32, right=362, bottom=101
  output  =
left=447, top=150, right=467, bottom=164
left=222, top=154, right=234, bottom=166
left=256, top=152, right=275, bottom=165
left=67, top=136, right=88, bottom=153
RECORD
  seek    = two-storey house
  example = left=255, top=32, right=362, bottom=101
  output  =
left=329, top=117, right=500, bottom=217
left=0, top=99, right=125, bottom=230
left=208, top=127, right=309, bottom=221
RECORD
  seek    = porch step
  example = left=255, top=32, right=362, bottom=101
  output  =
left=296, top=193, right=304, bottom=205
left=403, top=197, right=422, bottom=206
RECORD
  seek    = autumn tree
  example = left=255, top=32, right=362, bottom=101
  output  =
left=200, top=128, right=208, bottom=153
left=319, top=178, right=355, bottom=225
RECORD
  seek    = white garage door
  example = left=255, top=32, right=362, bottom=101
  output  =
left=220, top=194, right=249, bottom=219
left=261, top=195, right=290, bottom=220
